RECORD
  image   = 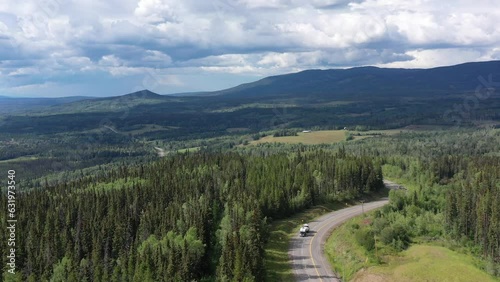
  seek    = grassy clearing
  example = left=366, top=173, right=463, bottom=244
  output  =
left=352, top=129, right=403, bottom=135
left=325, top=207, right=499, bottom=282
left=251, top=130, right=348, bottom=145
left=264, top=202, right=344, bottom=281
left=177, top=147, right=201, bottom=153
left=0, top=156, right=39, bottom=164
left=352, top=245, right=499, bottom=282
left=250, top=129, right=405, bottom=146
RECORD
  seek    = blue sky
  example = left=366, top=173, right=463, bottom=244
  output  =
left=1, top=0, right=499, bottom=97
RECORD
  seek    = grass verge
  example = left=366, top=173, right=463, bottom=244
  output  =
left=264, top=188, right=390, bottom=281
left=324, top=212, right=380, bottom=281
left=264, top=203, right=339, bottom=281
left=325, top=212, right=499, bottom=282
left=352, top=245, right=499, bottom=282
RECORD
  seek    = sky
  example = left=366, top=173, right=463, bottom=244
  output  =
left=0, top=0, right=499, bottom=97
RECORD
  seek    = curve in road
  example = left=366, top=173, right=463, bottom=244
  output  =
left=289, top=180, right=398, bottom=281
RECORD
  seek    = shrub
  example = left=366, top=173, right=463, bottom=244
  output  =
left=355, top=229, right=375, bottom=251
left=389, top=190, right=407, bottom=211
left=380, top=226, right=395, bottom=245
left=380, top=223, right=410, bottom=250
left=371, top=217, right=389, bottom=235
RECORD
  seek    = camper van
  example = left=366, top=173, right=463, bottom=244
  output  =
left=299, top=224, right=310, bottom=237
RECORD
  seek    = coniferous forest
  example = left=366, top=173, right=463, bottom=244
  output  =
left=0, top=150, right=384, bottom=281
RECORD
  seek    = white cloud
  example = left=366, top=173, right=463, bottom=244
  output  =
left=143, top=50, right=172, bottom=63
left=6, top=81, right=57, bottom=93
left=0, top=0, right=499, bottom=97
left=99, top=55, right=124, bottom=67
left=377, top=49, right=484, bottom=68
left=134, top=0, right=178, bottom=23
left=8, top=67, right=40, bottom=76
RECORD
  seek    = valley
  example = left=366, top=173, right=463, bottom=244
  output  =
left=0, top=61, right=499, bottom=281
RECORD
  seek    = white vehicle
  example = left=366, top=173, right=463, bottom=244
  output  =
left=299, top=227, right=307, bottom=237
left=303, top=224, right=310, bottom=233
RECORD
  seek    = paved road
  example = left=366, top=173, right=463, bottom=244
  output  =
left=289, top=180, right=397, bottom=281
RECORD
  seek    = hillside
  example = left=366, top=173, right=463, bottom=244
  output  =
left=0, top=96, right=93, bottom=114
left=195, top=60, right=500, bottom=99
left=41, top=90, right=177, bottom=114
left=0, top=60, right=499, bottom=181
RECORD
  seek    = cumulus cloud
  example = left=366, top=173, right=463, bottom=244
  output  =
left=0, top=0, right=499, bottom=97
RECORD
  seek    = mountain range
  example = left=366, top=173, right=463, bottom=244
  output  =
left=0, top=61, right=499, bottom=136
left=181, top=60, right=500, bottom=99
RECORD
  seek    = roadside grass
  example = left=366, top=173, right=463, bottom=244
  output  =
left=325, top=196, right=499, bottom=282
left=264, top=188, right=390, bottom=281
left=264, top=202, right=345, bottom=281
left=325, top=214, right=500, bottom=282
left=381, top=165, right=422, bottom=191
left=352, top=245, right=499, bottom=282
left=324, top=212, right=381, bottom=281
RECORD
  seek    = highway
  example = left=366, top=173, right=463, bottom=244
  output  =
left=289, top=180, right=399, bottom=281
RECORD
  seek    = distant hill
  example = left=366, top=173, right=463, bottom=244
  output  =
left=108, top=90, right=164, bottom=100
left=0, top=96, right=94, bottom=115
left=1, top=61, right=498, bottom=136
left=28, top=90, right=180, bottom=115
left=195, top=60, right=500, bottom=99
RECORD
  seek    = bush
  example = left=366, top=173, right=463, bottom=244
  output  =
left=371, top=217, right=389, bottom=235
left=380, top=226, right=395, bottom=245
left=345, top=132, right=354, bottom=141
left=355, top=229, right=375, bottom=251
left=389, top=190, right=407, bottom=211
left=379, top=223, right=410, bottom=251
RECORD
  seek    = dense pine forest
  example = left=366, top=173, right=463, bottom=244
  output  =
left=1, top=126, right=499, bottom=281
left=0, top=150, right=383, bottom=281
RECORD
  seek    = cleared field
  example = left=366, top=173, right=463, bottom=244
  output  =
left=250, top=129, right=402, bottom=146
left=353, top=245, right=498, bottom=282
left=250, top=130, right=348, bottom=145
left=177, top=147, right=201, bottom=153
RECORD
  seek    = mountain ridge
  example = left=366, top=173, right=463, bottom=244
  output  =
left=2, top=60, right=499, bottom=117
left=196, top=60, right=500, bottom=99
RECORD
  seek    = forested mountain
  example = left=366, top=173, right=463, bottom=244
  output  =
left=193, top=60, right=500, bottom=99
left=1, top=61, right=499, bottom=190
